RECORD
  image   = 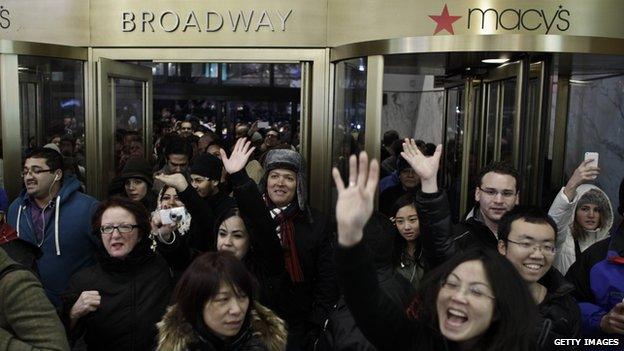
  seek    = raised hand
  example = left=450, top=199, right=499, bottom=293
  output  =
left=400, top=138, right=442, bottom=193
left=70, top=290, right=101, bottom=321
left=332, top=152, right=379, bottom=247
left=154, top=173, right=189, bottom=193
left=564, top=159, right=600, bottom=199
left=220, top=137, right=255, bottom=175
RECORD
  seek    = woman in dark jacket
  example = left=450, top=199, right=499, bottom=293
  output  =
left=119, top=157, right=158, bottom=212
left=62, top=197, right=173, bottom=350
left=156, top=251, right=287, bottom=351
left=390, top=194, right=426, bottom=290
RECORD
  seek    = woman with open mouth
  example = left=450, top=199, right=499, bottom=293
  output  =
left=157, top=251, right=287, bottom=351
left=333, top=152, right=537, bottom=351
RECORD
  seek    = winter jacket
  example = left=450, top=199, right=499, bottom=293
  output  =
left=415, top=190, right=497, bottom=268
left=317, top=267, right=413, bottom=351
left=0, top=247, right=70, bottom=351
left=548, top=185, right=614, bottom=275
left=156, top=302, right=287, bottom=351
left=565, top=223, right=624, bottom=337
left=61, top=240, right=173, bottom=351
left=7, top=175, right=99, bottom=306
left=335, top=242, right=447, bottom=351
left=535, top=268, right=582, bottom=349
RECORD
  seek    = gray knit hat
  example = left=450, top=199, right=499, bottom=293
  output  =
left=259, top=149, right=308, bottom=212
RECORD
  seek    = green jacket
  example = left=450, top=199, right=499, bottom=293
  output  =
left=0, top=247, right=69, bottom=351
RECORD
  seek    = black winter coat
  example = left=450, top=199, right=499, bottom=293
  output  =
left=415, top=190, right=497, bottom=267
left=536, top=269, right=582, bottom=349
left=62, top=241, right=173, bottom=351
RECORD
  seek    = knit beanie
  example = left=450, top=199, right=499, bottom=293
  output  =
left=260, top=149, right=308, bottom=212
left=189, top=153, right=222, bottom=181
left=121, top=157, right=154, bottom=187
left=396, top=155, right=411, bottom=173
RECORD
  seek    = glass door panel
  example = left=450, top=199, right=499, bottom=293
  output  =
left=96, top=58, right=152, bottom=198
left=500, top=78, right=517, bottom=163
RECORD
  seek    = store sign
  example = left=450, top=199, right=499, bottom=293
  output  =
left=121, top=9, right=293, bottom=33
left=0, top=5, right=10, bottom=29
left=429, top=3, right=571, bottom=35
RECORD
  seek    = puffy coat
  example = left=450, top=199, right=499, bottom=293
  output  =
left=61, top=240, right=173, bottom=350
left=0, top=247, right=70, bottom=351
left=156, top=302, right=287, bottom=351
left=548, top=184, right=614, bottom=275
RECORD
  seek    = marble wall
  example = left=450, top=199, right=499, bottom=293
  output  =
left=566, top=75, right=624, bottom=223
left=381, top=74, right=445, bottom=144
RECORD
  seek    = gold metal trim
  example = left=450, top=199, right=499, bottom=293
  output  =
left=0, top=40, right=87, bottom=60
left=512, top=61, right=524, bottom=169
left=365, top=56, right=384, bottom=208
left=459, top=78, right=475, bottom=217
left=0, top=54, right=22, bottom=200
left=331, top=35, right=624, bottom=62
left=551, top=74, right=570, bottom=189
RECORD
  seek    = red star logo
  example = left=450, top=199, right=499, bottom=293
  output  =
left=429, top=4, right=462, bottom=35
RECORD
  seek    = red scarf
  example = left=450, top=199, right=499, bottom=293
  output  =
left=0, top=222, right=18, bottom=245
left=265, top=196, right=304, bottom=282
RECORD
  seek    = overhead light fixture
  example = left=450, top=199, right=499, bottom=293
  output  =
left=481, top=58, right=510, bottom=64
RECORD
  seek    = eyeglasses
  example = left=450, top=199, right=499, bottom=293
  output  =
left=100, top=224, right=139, bottom=235
left=478, top=187, right=517, bottom=198
left=506, top=239, right=556, bottom=255
left=440, top=276, right=495, bottom=301
left=21, top=167, right=53, bottom=177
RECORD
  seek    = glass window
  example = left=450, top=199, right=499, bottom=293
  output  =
left=274, top=63, right=301, bottom=88
left=114, top=78, right=144, bottom=174
left=500, top=78, right=516, bottom=164
left=18, top=56, right=85, bottom=185
left=222, top=63, right=270, bottom=86
left=331, top=58, right=367, bottom=207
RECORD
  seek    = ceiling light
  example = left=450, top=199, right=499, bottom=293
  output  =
left=481, top=58, right=510, bottom=64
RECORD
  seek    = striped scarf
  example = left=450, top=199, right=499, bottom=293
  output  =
left=265, top=196, right=304, bottom=282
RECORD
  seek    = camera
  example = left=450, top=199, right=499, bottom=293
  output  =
left=159, top=207, right=186, bottom=225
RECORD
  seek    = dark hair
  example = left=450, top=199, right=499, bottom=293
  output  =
left=390, top=194, right=423, bottom=270
left=171, top=251, right=256, bottom=330
left=164, top=136, right=193, bottom=159
left=411, top=247, right=536, bottom=351
left=382, top=130, right=400, bottom=147
left=91, top=196, right=151, bottom=240
left=497, top=206, right=557, bottom=243
left=214, top=207, right=255, bottom=264
left=25, top=147, right=64, bottom=172
left=476, top=162, right=520, bottom=192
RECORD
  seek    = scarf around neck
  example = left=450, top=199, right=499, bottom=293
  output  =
left=264, top=194, right=304, bottom=282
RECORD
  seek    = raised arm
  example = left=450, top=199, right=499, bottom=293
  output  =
left=221, top=138, right=284, bottom=275
left=333, top=152, right=410, bottom=350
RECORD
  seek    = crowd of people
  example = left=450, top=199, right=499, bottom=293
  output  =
left=0, top=119, right=623, bottom=350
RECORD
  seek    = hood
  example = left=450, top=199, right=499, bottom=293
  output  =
left=157, top=302, right=287, bottom=351
left=573, top=184, right=614, bottom=239
left=15, top=174, right=84, bottom=256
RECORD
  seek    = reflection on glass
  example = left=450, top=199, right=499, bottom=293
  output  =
left=114, top=78, right=144, bottom=174
left=500, top=78, right=516, bottom=163
left=485, top=84, right=498, bottom=164
left=331, top=58, right=367, bottom=207
left=222, top=63, right=270, bottom=86
left=18, top=56, right=85, bottom=185
left=274, top=64, right=301, bottom=88
left=444, top=86, right=464, bottom=222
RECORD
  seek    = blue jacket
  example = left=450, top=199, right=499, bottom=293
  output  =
left=566, top=222, right=624, bottom=336
left=7, top=175, right=98, bottom=306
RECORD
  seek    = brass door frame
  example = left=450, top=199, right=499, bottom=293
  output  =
left=94, top=58, right=152, bottom=199
left=89, top=48, right=330, bottom=210
left=0, top=40, right=88, bottom=199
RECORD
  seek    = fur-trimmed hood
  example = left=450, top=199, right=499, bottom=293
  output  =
left=157, top=302, right=287, bottom=351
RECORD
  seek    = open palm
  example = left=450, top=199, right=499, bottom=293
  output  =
left=400, top=138, right=442, bottom=182
left=220, top=137, right=255, bottom=174
left=332, top=152, right=379, bottom=247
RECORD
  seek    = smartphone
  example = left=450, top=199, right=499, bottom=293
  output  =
left=584, top=152, right=599, bottom=168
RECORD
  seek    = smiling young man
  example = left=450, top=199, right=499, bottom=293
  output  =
left=399, top=139, right=520, bottom=267
left=7, top=147, right=98, bottom=307
left=497, top=207, right=581, bottom=348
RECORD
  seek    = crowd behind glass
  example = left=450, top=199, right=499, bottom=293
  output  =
left=0, top=110, right=623, bottom=351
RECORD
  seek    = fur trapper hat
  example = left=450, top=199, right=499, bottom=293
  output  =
left=260, top=149, right=308, bottom=212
